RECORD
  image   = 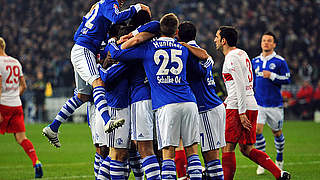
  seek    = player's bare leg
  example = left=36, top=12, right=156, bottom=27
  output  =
left=15, top=132, right=43, bottom=178
left=162, top=146, right=178, bottom=179
left=109, top=148, right=128, bottom=179
left=239, top=144, right=290, bottom=180
left=92, top=78, right=125, bottom=133
left=202, top=149, right=223, bottom=179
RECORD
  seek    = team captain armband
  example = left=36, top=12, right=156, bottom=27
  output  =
left=200, top=56, right=214, bottom=68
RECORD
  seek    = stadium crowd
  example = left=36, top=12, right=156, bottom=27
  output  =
left=0, top=0, right=319, bottom=120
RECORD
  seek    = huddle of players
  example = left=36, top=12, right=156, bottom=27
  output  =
left=89, top=10, right=291, bottom=180
left=41, top=0, right=291, bottom=179
left=84, top=10, right=228, bottom=180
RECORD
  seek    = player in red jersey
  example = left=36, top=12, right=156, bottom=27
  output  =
left=0, top=37, right=43, bottom=178
left=181, top=26, right=291, bottom=180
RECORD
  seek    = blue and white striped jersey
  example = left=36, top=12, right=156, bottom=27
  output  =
left=108, top=37, right=196, bottom=110
left=75, top=0, right=140, bottom=55
left=186, top=41, right=223, bottom=112
left=251, top=51, right=291, bottom=107
left=99, top=62, right=129, bottom=108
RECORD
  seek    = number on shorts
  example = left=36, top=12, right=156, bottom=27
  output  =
left=200, top=133, right=204, bottom=147
left=154, top=49, right=183, bottom=75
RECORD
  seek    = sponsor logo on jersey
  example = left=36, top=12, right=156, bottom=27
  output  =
left=114, top=4, right=119, bottom=15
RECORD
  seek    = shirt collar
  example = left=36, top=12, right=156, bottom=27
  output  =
left=260, top=51, right=276, bottom=61
left=158, top=37, right=175, bottom=41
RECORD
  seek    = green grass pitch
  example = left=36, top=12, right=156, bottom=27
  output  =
left=1, top=121, right=320, bottom=180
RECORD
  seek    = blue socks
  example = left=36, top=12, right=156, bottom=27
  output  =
left=206, top=159, right=224, bottom=180
left=142, top=155, right=161, bottom=180
left=161, top=159, right=176, bottom=179
left=255, top=133, right=266, bottom=152
left=275, top=134, right=285, bottom=161
left=187, top=155, right=202, bottom=180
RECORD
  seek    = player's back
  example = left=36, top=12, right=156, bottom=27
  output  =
left=0, top=56, right=23, bottom=106
left=222, top=48, right=257, bottom=110
left=186, top=41, right=222, bottom=112
left=143, top=37, right=196, bottom=109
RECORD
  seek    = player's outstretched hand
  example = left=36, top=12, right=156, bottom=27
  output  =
left=139, top=4, right=151, bottom=17
left=179, top=42, right=210, bottom=60
left=239, top=114, right=252, bottom=131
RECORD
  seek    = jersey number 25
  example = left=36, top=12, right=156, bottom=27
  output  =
left=154, top=49, right=183, bottom=76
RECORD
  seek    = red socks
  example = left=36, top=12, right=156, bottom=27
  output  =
left=20, top=139, right=38, bottom=166
left=222, top=152, right=236, bottom=180
left=175, top=149, right=187, bottom=178
left=249, top=148, right=281, bottom=179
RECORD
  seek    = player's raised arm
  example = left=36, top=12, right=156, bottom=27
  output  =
left=180, top=42, right=211, bottom=60
left=120, top=32, right=154, bottom=49
left=102, top=1, right=150, bottom=24
left=120, top=20, right=160, bottom=49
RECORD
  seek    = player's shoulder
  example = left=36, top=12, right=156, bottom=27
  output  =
left=0, top=56, right=20, bottom=64
left=273, top=54, right=286, bottom=62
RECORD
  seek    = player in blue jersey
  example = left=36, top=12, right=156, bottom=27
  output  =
left=252, top=32, right=291, bottom=175
left=42, top=0, right=150, bottom=148
left=178, top=21, right=225, bottom=180
left=108, top=13, right=203, bottom=180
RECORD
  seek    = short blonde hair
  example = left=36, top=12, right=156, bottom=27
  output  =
left=0, top=37, right=5, bottom=51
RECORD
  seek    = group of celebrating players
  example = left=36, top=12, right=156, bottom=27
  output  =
left=0, top=0, right=292, bottom=179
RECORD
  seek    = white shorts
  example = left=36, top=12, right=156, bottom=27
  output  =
left=155, top=102, right=200, bottom=150
left=131, top=100, right=154, bottom=141
left=257, top=106, right=284, bottom=131
left=71, top=44, right=100, bottom=95
left=106, top=106, right=131, bottom=148
left=199, top=104, right=226, bottom=152
left=87, top=102, right=107, bottom=146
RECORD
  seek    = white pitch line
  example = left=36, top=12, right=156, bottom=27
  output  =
left=0, top=162, right=90, bottom=169
left=28, top=175, right=92, bottom=180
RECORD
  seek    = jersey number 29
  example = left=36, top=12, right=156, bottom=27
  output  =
left=5, top=65, right=20, bottom=84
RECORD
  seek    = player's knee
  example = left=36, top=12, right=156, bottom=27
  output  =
left=239, top=145, right=252, bottom=157
left=14, top=133, right=27, bottom=144
left=272, top=129, right=282, bottom=137
left=202, top=149, right=220, bottom=162
left=110, top=148, right=128, bottom=162
left=137, top=141, right=154, bottom=158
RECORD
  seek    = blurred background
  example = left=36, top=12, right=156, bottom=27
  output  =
left=0, top=0, right=319, bottom=122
